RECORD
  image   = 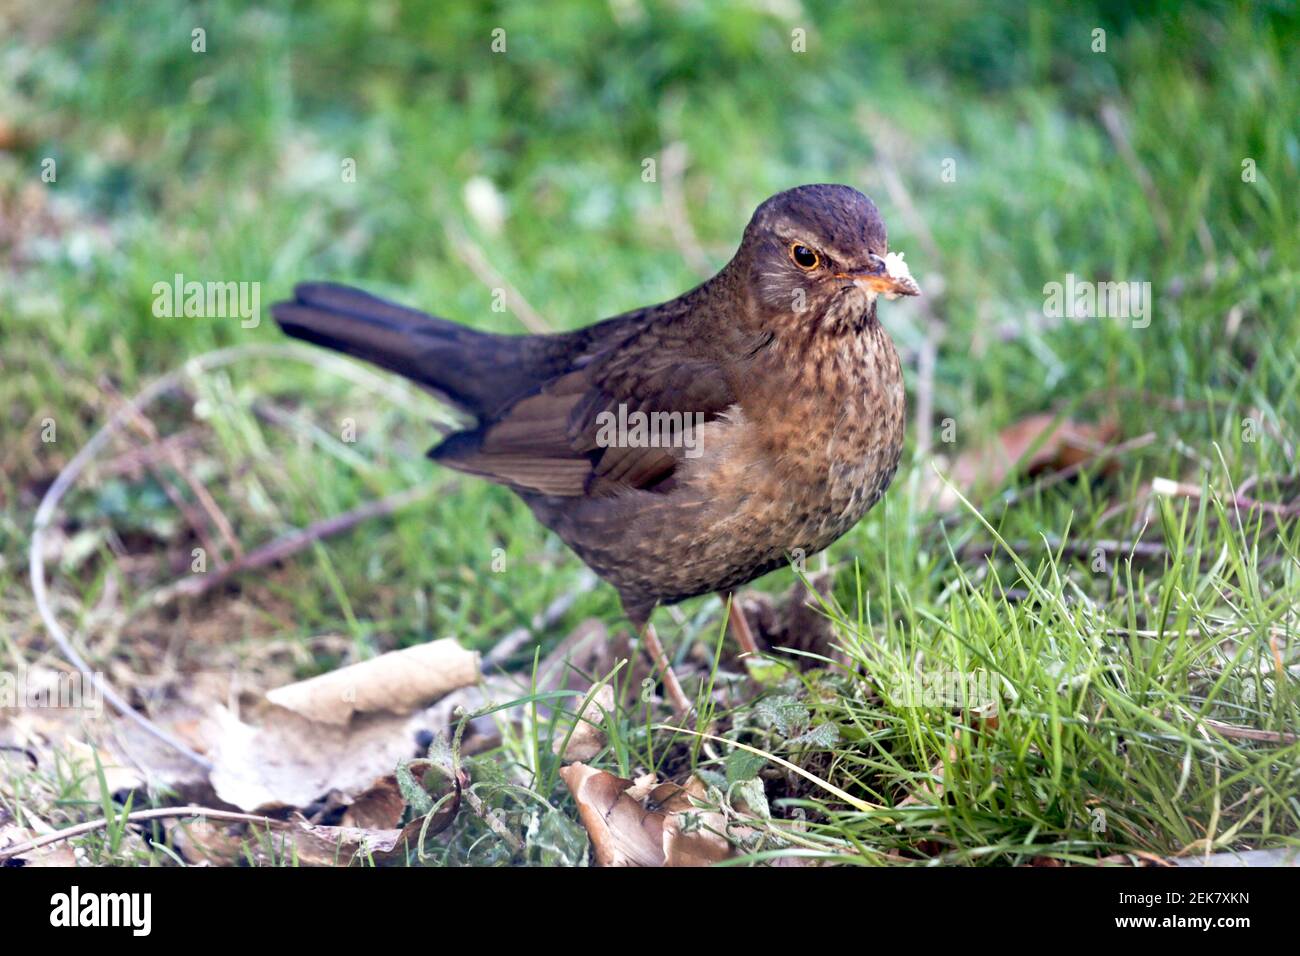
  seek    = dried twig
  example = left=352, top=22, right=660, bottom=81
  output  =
left=961, top=535, right=1171, bottom=564
left=660, top=141, right=714, bottom=278
left=0, top=805, right=280, bottom=862
left=443, top=219, right=551, bottom=333
left=100, top=380, right=230, bottom=569
left=152, top=482, right=442, bottom=604
left=96, top=429, right=205, bottom=479
left=1161, top=713, right=1299, bottom=747
left=1152, top=477, right=1300, bottom=517
left=996, top=432, right=1157, bottom=507
left=460, top=788, right=524, bottom=853
left=485, top=570, right=599, bottom=668
left=1200, top=718, right=1297, bottom=745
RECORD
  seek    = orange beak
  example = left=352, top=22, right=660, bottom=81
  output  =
left=834, top=273, right=921, bottom=297
left=833, top=254, right=920, bottom=298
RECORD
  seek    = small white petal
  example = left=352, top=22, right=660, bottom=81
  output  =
left=463, top=176, right=507, bottom=235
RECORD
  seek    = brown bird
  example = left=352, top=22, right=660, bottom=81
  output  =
left=272, top=183, right=918, bottom=712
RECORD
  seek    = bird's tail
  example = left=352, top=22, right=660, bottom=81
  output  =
left=271, top=282, right=518, bottom=416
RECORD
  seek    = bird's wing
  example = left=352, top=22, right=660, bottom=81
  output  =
left=430, top=318, right=737, bottom=497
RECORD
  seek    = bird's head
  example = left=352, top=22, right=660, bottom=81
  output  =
left=735, top=184, right=919, bottom=336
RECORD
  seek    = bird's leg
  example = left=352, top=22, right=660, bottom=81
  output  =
left=723, top=592, right=760, bottom=658
left=635, top=617, right=692, bottom=717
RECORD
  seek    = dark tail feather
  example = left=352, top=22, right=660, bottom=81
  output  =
left=271, top=282, right=512, bottom=416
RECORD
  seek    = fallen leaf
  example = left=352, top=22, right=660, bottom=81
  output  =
left=737, top=570, right=838, bottom=667
left=172, top=812, right=437, bottom=867
left=340, top=774, right=407, bottom=830
left=0, top=118, right=20, bottom=150
left=560, top=764, right=663, bottom=866
left=927, top=415, right=1120, bottom=511
left=0, top=665, right=219, bottom=804
left=0, top=823, right=78, bottom=867
left=553, top=684, right=616, bottom=763
left=625, top=772, right=659, bottom=803
left=202, top=639, right=481, bottom=812
left=176, top=765, right=461, bottom=866
left=559, top=764, right=733, bottom=867
left=266, top=637, right=480, bottom=725
left=656, top=777, right=732, bottom=867
left=342, top=761, right=461, bottom=832
left=64, top=739, right=146, bottom=799
left=206, top=704, right=430, bottom=812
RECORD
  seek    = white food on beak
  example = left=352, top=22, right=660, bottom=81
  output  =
left=883, top=251, right=912, bottom=281
left=878, top=251, right=919, bottom=299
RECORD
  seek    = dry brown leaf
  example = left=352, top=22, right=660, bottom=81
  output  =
left=175, top=766, right=460, bottom=866
left=928, top=415, right=1120, bottom=511
left=266, top=638, right=480, bottom=725
left=898, top=733, right=960, bottom=808
left=625, top=772, right=659, bottom=803
left=560, top=764, right=664, bottom=866
left=203, top=638, right=481, bottom=812
left=553, top=684, right=615, bottom=763
left=340, top=773, right=407, bottom=830
left=738, top=569, right=838, bottom=666
left=0, top=118, right=18, bottom=150
left=172, top=812, right=434, bottom=867
left=559, top=764, right=733, bottom=867
left=206, top=704, right=430, bottom=812
left=63, top=739, right=146, bottom=798
left=656, top=777, right=732, bottom=866
left=265, top=816, right=434, bottom=866
left=170, top=818, right=255, bottom=866
left=0, top=665, right=215, bottom=803
left=0, top=822, right=78, bottom=867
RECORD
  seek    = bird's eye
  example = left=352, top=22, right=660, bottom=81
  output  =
left=790, top=243, right=820, bottom=270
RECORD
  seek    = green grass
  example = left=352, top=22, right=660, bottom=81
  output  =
left=1, top=0, right=1297, bottom=865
